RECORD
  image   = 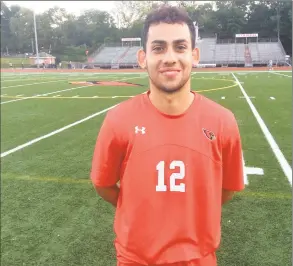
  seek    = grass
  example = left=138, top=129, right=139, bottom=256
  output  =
left=1, top=70, right=292, bottom=266
left=1, top=57, right=30, bottom=68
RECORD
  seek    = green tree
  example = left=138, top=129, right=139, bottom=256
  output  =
left=1, top=0, right=291, bottom=57
left=0, top=2, right=22, bottom=53
left=9, top=7, right=34, bottom=52
left=214, top=1, right=247, bottom=39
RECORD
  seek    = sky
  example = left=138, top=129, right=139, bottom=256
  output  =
left=5, top=1, right=211, bottom=15
left=5, top=1, right=118, bottom=15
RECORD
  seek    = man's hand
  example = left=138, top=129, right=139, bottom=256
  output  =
left=222, top=189, right=235, bottom=205
left=94, top=184, right=120, bottom=207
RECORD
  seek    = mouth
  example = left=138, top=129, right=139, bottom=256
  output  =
left=159, top=69, right=181, bottom=78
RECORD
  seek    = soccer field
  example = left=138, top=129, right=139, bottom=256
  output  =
left=1, top=70, right=292, bottom=266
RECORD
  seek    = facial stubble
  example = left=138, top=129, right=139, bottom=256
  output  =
left=146, top=64, right=191, bottom=94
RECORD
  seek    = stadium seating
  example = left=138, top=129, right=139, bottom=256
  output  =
left=235, top=44, right=245, bottom=62
left=119, top=46, right=141, bottom=65
left=90, top=39, right=286, bottom=67
left=249, top=42, right=285, bottom=63
left=92, top=47, right=128, bottom=64
left=215, top=44, right=233, bottom=63
left=196, top=38, right=216, bottom=63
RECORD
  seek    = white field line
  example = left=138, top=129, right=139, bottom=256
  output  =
left=0, top=72, right=146, bottom=81
left=1, top=77, right=59, bottom=82
left=75, top=70, right=290, bottom=74
left=270, top=72, right=292, bottom=78
left=0, top=74, right=115, bottom=89
left=1, top=75, right=148, bottom=157
left=1, top=76, right=91, bottom=83
left=1, top=79, right=72, bottom=89
left=1, top=74, right=100, bottom=81
left=1, top=104, right=119, bottom=158
left=1, top=70, right=291, bottom=77
left=1, top=75, right=145, bottom=105
left=0, top=85, right=93, bottom=105
left=191, top=70, right=292, bottom=74
left=232, top=73, right=292, bottom=186
left=1, top=77, right=70, bottom=83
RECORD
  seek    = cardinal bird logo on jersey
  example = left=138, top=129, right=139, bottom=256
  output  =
left=202, top=128, right=216, bottom=141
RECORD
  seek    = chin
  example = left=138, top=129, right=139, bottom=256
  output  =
left=159, top=79, right=186, bottom=92
left=159, top=85, right=182, bottom=94
left=149, top=73, right=189, bottom=94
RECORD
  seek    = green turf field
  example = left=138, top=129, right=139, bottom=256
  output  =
left=1, top=70, right=292, bottom=266
left=1, top=57, right=31, bottom=68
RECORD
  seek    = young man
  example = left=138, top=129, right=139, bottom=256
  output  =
left=268, top=59, right=273, bottom=71
left=91, top=5, right=244, bottom=266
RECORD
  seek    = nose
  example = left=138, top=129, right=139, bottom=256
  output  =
left=162, top=49, right=176, bottom=65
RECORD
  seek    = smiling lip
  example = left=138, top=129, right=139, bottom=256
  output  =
left=159, top=68, right=181, bottom=73
left=159, top=68, right=181, bottom=77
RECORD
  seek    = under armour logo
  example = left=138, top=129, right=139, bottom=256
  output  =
left=135, top=126, right=146, bottom=134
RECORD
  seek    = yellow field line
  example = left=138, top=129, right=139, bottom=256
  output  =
left=236, top=191, right=292, bottom=200
left=3, top=175, right=292, bottom=200
left=8, top=175, right=90, bottom=184
left=1, top=95, right=133, bottom=99
left=1, top=83, right=237, bottom=100
left=195, top=83, right=238, bottom=93
left=1, top=77, right=238, bottom=99
left=193, top=77, right=236, bottom=82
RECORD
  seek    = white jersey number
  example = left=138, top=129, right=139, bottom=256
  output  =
left=156, top=160, right=185, bottom=192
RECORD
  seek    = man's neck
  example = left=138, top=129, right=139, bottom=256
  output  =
left=148, top=84, right=194, bottom=116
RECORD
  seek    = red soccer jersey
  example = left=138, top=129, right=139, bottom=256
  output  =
left=91, top=91, right=244, bottom=265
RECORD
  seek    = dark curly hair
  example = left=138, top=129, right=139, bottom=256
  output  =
left=142, top=5, right=196, bottom=51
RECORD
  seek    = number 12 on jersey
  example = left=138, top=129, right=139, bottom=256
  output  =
left=156, top=160, right=186, bottom=192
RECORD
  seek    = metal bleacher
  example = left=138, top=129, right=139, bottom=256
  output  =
left=249, top=42, right=285, bottom=63
left=210, top=40, right=285, bottom=65
left=89, top=38, right=287, bottom=68
left=196, top=38, right=216, bottom=64
left=215, top=44, right=233, bottom=64
left=119, top=46, right=141, bottom=66
left=92, top=46, right=128, bottom=65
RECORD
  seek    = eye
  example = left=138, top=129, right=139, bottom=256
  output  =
left=176, top=45, right=187, bottom=51
left=152, top=46, right=164, bottom=53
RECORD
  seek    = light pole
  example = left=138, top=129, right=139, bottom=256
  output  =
left=276, top=5, right=280, bottom=40
left=193, top=21, right=198, bottom=46
left=33, top=11, right=40, bottom=68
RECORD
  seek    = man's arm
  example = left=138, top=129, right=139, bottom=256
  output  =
left=94, top=184, right=120, bottom=207
left=222, top=113, right=245, bottom=203
left=90, top=112, right=124, bottom=206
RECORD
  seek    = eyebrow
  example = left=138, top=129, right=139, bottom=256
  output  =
left=151, top=39, right=188, bottom=45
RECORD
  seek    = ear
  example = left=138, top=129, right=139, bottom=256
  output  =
left=137, top=49, right=146, bottom=69
left=192, top=47, right=200, bottom=66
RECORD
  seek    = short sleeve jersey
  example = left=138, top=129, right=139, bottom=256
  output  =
left=91, top=91, right=244, bottom=265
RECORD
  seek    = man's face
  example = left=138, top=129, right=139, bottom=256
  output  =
left=139, top=22, right=198, bottom=94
